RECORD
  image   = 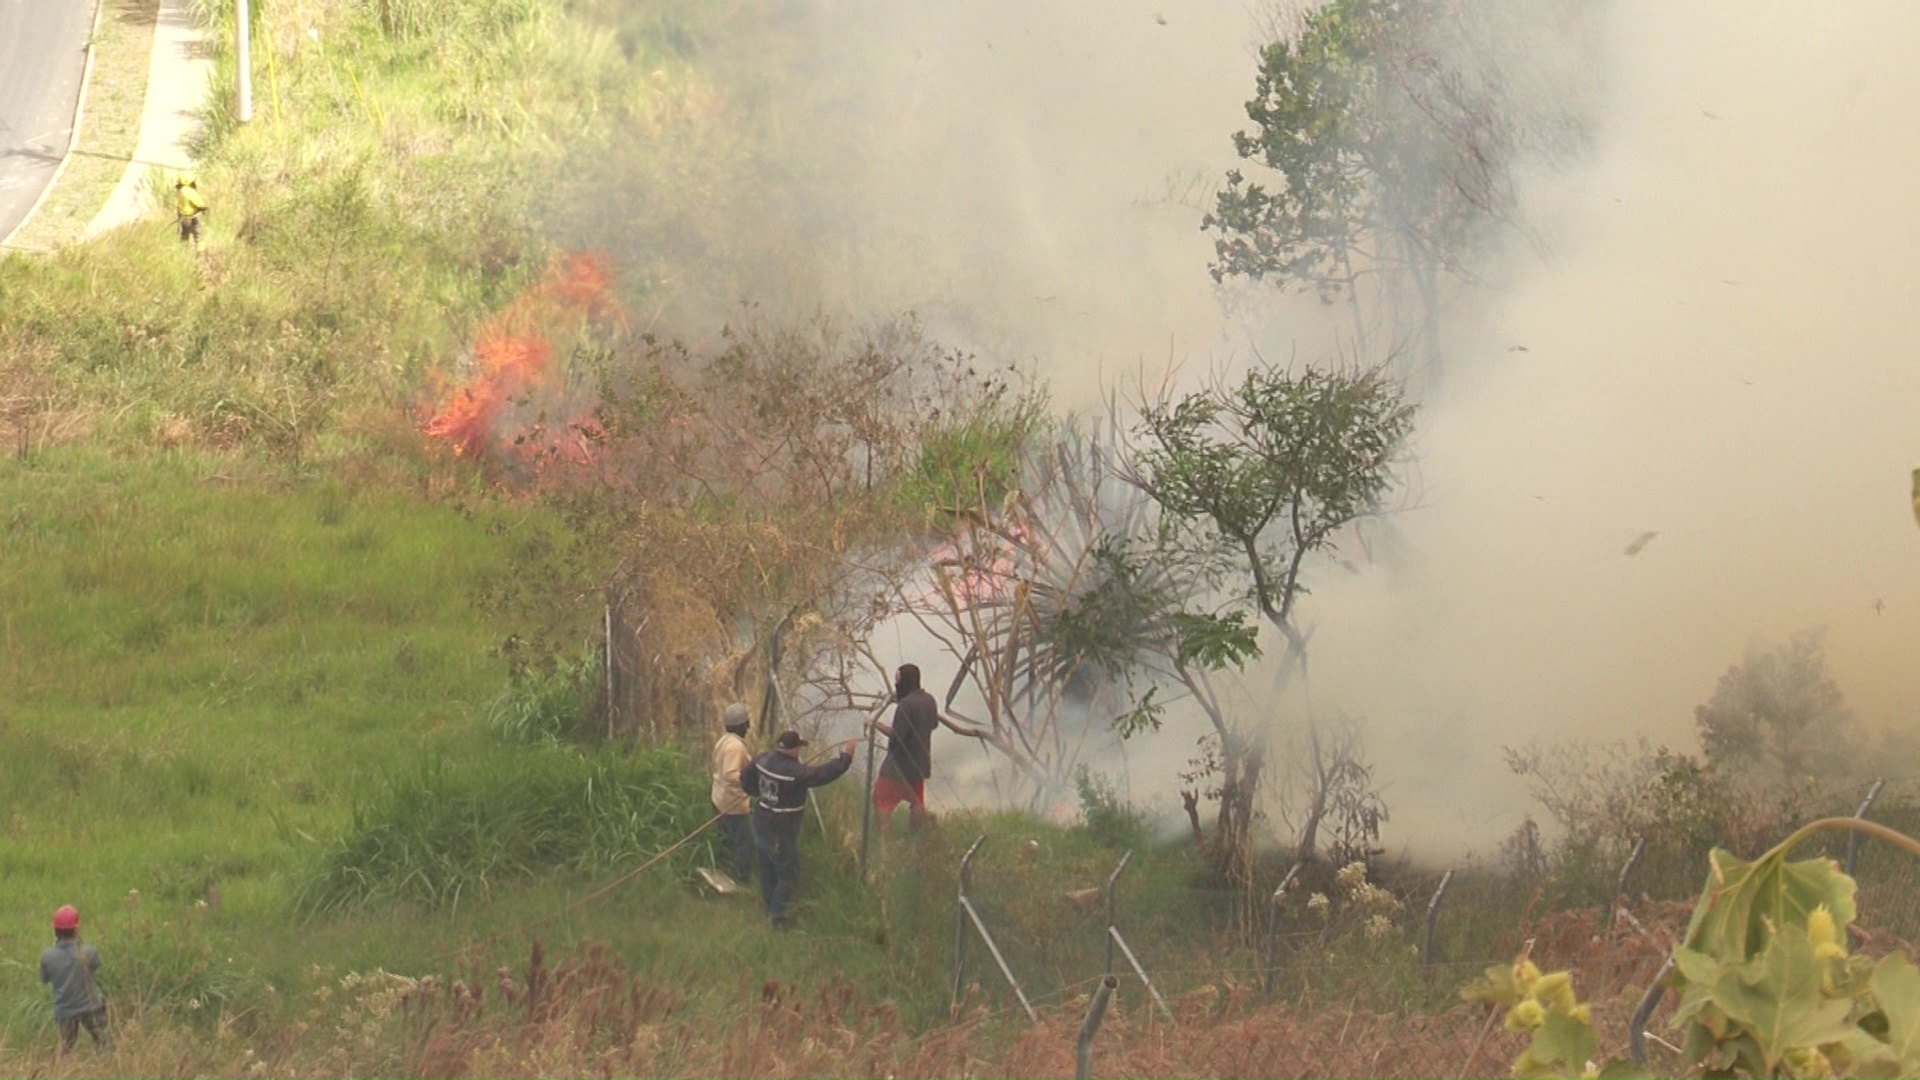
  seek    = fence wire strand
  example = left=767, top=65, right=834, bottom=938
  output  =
left=925, top=776, right=1920, bottom=1079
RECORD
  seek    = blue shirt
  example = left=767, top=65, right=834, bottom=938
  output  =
left=39, top=940, right=102, bottom=1020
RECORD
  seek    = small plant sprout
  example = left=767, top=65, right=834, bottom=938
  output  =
left=1461, top=955, right=1610, bottom=1079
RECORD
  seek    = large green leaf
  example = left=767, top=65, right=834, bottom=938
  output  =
left=1517, top=1010, right=1598, bottom=1079
left=1865, top=954, right=1920, bottom=1076
left=1837, top=1026, right=1904, bottom=1080
left=1682, top=846, right=1857, bottom=963
left=1669, top=946, right=1731, bottom=1037
left=1708, top=926, right=1856, bottom=1072
left=1710, top=1032, right=1768, bottom=1078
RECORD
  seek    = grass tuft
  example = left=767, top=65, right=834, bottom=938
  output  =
left=298, top=747, right=711, bottom=915
left=485, top=647, right=602, bottom=745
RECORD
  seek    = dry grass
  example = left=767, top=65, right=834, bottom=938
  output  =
left=0, top=342, right=95, bottom=455
left=0, top=913, right=1702, bottom=1080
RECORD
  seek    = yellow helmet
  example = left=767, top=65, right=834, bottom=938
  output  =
left=176, top=171, right=197, bottom=188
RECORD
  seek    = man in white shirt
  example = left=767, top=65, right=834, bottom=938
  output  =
left=710, top=703, right=755, bottom=885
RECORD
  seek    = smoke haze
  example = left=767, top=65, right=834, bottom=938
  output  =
left=591, top=1, right=1920, bottom=852
left=1306, top=0, right=1920, bottom=850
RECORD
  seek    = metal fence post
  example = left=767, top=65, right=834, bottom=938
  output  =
left=1076, top=976, right=1118, bottom=1080
left=1628, top=956, right=1675, bottom=1069
left=1422, top=869, right=1454, bottom=969
left=235, top=0, right=253, bottom=123
left=1103, top=850, right=1133, bottom=975
left=1098, top=848, right=1172, bottom=1022
left=1107, top=924, right=1174, bottom=1022
left=952, top=834, right=984, bottom=1014
left=1606, top=835, right=1647, bottom=931
left=1845, top=778, right=1886, bottom=877
left=603, top=602, right=616, bottom=741
left=1263, top=862, right=1303, bottom=997
left=858, top=731, right=879, bottom=878
left=950, top=834, right=1038, bottom=1022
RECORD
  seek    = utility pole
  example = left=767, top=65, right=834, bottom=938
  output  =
left=235, top=0, right=253, bottom=123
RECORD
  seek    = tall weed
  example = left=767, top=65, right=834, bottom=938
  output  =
left=298, top=748, right=710, bottom=914
left=485, top=647, right=603, bottom=744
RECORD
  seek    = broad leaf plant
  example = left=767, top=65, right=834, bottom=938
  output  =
left=1467, top=818, right=1920, bottom=1078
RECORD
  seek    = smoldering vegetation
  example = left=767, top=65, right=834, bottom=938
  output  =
left=539, top=0, right=1919, bottom=862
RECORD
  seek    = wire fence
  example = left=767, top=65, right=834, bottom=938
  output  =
left=904, top=775, right=1920, bottom=1077
left=934, top=844, right=1582, bottom=1077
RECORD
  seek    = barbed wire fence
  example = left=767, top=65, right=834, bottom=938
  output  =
left=906, top=774, right=1920, bottom=1078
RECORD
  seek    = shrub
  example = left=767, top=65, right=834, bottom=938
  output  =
left=1074, top=766, right=1148, bottom=849
left=485, top=647, right=603, bottom=744
left=298, top=748, right=709, bottom=914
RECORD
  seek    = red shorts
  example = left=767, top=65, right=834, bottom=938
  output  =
left=872, top=774, right=925, bottom=813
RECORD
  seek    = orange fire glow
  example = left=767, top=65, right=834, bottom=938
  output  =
left=419, top=253, right=625, bottom=482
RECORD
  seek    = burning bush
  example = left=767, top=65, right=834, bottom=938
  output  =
left=419, top=252, right=624, bottom=484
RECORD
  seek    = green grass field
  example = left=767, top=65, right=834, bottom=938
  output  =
left=0, top=450, right=511, bottom=1025
left=0, top=449, right=1238, bottom=1051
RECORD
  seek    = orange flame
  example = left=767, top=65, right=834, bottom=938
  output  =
left=926, top=523, right=1028, bottom=612
left=419, top=253, right=624, bottom=483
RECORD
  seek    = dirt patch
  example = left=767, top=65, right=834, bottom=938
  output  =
left=113, top=0, right=158, bottom=28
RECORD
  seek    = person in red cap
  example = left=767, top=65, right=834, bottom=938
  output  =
left=40, top=905, right=107, bottom=1052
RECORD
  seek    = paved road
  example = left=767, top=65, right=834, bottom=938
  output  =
left=90, top=0, right=208, bottom=236
left=0, top=0, right=96, bottom=241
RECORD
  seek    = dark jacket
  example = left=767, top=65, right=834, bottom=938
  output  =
left=740, top=748, right=853, bottom=826
left=882, top=689, right=940, bottom=784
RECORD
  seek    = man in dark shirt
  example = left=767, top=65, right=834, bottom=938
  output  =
left=739, top=730, right=854, bottom=928
left=871, top=662, right=948, bottom=830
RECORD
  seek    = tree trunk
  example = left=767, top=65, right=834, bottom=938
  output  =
left=1208, top=738, right=1264, bottom=887
left=1415, top=257, right=1442, bottom=389
left=1294, top=720, right=1331, bottom=864
left=1295, top=784, right=1328, bottom=865
left=1181, top=789, right=1205, bottom=851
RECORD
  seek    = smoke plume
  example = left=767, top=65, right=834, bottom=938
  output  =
left=573, top=1, right=1920, bottom=853
left=1306, top=0, right=1920, bottom=850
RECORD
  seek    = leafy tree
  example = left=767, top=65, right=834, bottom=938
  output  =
left=839, top=363, right=1411, bottom=877
left=1122, top=363, right=1415, bottom=869
left=1127, top=364, right=1414, bottom=666
left=1207, top=0, right=1592, bottom=379
left=1694, top=631, right=1855, bottom=788
left=862, top=425, right=1260, bottom=799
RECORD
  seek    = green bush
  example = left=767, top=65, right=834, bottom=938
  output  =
left=889, top=404, right=1046, bottom=525
left=485, top=648, right=602, bottom=744
left=1075, top=766, right=1148, bottom=850
left=298, top=747, right=710, bottom=914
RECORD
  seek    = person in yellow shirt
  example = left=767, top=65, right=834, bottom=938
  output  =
left=710, top=703, right=755, bottom=886
left=175, top=174, right=207, bottom=249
